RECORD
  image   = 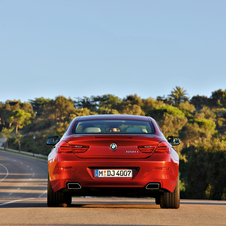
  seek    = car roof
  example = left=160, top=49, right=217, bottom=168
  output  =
left=76, top=114, right=152, bottom=121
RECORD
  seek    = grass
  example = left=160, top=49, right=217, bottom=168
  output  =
left=0, top=148, right=48, bottom=160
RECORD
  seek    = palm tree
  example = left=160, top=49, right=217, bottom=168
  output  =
left=168, top=86, right=189, bottom=105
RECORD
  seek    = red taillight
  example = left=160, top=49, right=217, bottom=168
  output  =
left=155, top=142, right=170, bottom=153
left=57, top=141, right=72, bottom=153
left=71, top=145, right=89, bottom=153
left=58, top=167, right=73, bottom=171
left=138, top=146, right=155, bottom=153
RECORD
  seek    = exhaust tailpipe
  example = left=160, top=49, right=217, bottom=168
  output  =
left=67, top=183, right=82, bottom=189
left=145, top=183, right=160, bottom=190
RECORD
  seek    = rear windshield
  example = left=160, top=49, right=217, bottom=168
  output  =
left=72, top=120, right=155, bottom=134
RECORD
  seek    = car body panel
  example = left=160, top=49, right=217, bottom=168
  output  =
left=48, top=115, right=179, bottom=196
left=65, top=135, right=162, bottom=159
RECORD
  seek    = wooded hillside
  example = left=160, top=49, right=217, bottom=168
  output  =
left=1, top=87, right=226, bottom=200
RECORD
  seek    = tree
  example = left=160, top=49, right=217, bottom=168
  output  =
left=160, top=114, right=187, bottom=138
left=4, top=100, right=21, bottom=111
left=190, top=95, right=210, bottom=110
left=0, top=102, right=4, bottom=129
left=122, top=94, right=143, bottom=106
left=6, top=109, right=32, bottom=133
left=121, top=104, right=145, bottom=115
left=179, top=123, right=201, bottom=145
left=181, top=139, right=226, bottom=199
left=98, top=107, right=119, bottom=115
left=74, top=96, right=97, bottom=111
left=20, top=102, right=36, bottom=118
left=0, top=100, right=21, bottom=128
left=13, top=132, right=22, bottom=151
left=147, top=105, right=186, bottom=119
left=178, top=101, right=195, bottom=118
left=142, top=97, right=164, bottom=114
left=1, top=127, right=13, bottom=149
left=189, top=118, right=216, bottom=134
left=41, top=99, right=56, bottom=121
left=94, top=94, right=122, bottom=110
left=43, top=96, right=76, bottom=122
left=146, top=105, right=187, bottom=137
left=54, top=96, right=75, bottom=121
left=29, top=97, right=50, bottom=117
left=198, top=106, right=216, bottom=119
left=168, top=86, right=189, bottom=105
left=210, top=89, right=226, bottom=108
left=180, top=118, right=217, bottom=146
left=215, top=108, right=226, bottom=118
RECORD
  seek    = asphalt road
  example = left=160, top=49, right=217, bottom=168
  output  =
left=0, top=149, right=226, bottom=226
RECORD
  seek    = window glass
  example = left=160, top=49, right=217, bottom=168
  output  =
left=72, top=120, right=155, bottom=134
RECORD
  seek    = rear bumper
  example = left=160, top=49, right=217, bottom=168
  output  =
left=49, top=153, right=179, bottom=194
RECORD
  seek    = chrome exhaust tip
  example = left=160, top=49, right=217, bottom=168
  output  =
left=145, top=183, right=160, bottom=190
left=67, top=183, right=82, bottom=189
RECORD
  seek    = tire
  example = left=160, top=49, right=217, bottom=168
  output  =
left=160, top=177, right=180, bottom=209
left=155, top=196, right=160, bottom=205
left=47, top=177, right=72, bottom=207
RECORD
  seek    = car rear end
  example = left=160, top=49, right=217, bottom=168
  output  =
left=48, top=116, right=179, bottom=199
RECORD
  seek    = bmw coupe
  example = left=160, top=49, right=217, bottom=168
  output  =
left=47, top=114, right=180, bottom=208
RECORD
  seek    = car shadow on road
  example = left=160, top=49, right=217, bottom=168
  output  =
left=1, top=199, right=226, bottom=208
left=180, top=200, right=226, bottom=205
left=70, top=203, right=160, bottom=209
left=0, top=202, right=160, bottom=209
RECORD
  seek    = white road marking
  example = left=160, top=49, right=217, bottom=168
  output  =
left=39, top=190, right=47, bottom=198
left=0, top=163, right=9, bottom=182
left=0, top=150, right=48, bottom=207
left=0, top=192, right=47, bottom=206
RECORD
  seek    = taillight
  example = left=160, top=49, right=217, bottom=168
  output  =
left=57, top=141, right=72, bottom=153
left=71, top=145, right=89, bottom=153
left=155, top=142, right=170, bottom=153
left=138, top=146, right=155, bottom=153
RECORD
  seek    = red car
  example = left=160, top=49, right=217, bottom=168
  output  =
left=47, top=115, right=180, bottom=208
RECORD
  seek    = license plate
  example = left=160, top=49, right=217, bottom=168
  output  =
left=95, top=169, right=132, bottom=178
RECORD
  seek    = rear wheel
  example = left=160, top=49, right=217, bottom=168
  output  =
left=155, top=196, right=160, bottom=205
left=160, top=177, right=180, bottom=209
left=47, top=177, right=72, bottom=207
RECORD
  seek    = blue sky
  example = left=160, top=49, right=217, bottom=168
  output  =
left=0, top=0, right=226, bottom=102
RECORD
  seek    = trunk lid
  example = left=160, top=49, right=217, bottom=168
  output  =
left=66, top=135, right=163, bottom=159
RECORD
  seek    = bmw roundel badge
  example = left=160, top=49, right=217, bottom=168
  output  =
left=110, top=143, right=117, bottom=151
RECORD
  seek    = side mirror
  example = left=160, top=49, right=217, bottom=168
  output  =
left=167, top=136, right=180, bottom=146
left=46, top=136, right=60, bottom=145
